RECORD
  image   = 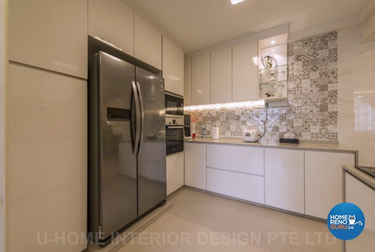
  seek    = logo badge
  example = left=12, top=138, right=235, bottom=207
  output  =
left=327, top=202, right=365, bottom=240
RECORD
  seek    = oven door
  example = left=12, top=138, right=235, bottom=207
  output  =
left=166, top=126, right=184, bottom=155
left=165, top=93, right=184, bottom=116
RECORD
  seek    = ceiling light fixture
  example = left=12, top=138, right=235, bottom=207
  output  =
left=271, top=40, right=276, bottom=44
left=272, top=49, right=276, bottom=52
left=230, top=0, right=245, bottom=5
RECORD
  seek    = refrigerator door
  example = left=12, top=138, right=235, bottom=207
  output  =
left=99, top=52, right=138, bottom=239
left=136, top=67, right=167, bottom=216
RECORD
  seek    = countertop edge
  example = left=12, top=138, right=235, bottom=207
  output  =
left=184, top=138, right=358, bottom=154
left=343, top=165, right=375, bottom=191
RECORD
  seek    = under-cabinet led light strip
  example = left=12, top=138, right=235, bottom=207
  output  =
left=184, top=100, right=265, bottom=111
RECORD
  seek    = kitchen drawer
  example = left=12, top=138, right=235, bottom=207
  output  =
left=207, top=168, right=264, bottom=204
left=207, top=144, right=264, bottom=176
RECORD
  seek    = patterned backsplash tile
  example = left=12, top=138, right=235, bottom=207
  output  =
left=185, top=32, right=338, bottom=141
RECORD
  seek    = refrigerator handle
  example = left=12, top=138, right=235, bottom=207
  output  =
left=132, top=81, right=141, bottom=155
left=136, top=81, right=145, bottom=155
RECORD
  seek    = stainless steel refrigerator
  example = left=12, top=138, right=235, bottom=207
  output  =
left=88, top=52, right=166, bottom=245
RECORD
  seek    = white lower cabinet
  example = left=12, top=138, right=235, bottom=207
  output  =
left=207, top=144, right=264, bottom=175
left=265, top=148, right=305, bottom=214
left=305, top=151, right=355, bottom=219
left=207, top=168, right=264, bottom=204
left=184, top=143, right=206, bottom=190
left=345, top=173, right=375, bottom=251
left=186, top=142, right=359, bottom=219
left=167, top=152, right=184, bottom=195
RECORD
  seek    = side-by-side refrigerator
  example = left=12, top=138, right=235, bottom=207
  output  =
left=88, top=52, right=166, bottom=245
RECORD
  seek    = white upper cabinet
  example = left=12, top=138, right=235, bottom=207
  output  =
left=163, top=37, right=184, bottom=96
left=192, top=54, right=211, bottom=105
left=211, top=48, right=232, bottom=103
left=232, top=40, right=258, bottom=101
left=265, top=148, right=305, bottom=214
left=134, top=14, right=162, bottom=69
left=88, top=0, right=134, bottom=56
left=184, top=58, right=192, bottom=106
left=305, top=151, right=355, bottom=219
left=9, top=0, right=87, bottom=78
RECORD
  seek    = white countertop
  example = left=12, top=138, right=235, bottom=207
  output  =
left=185, top=137, right=358, bottom=153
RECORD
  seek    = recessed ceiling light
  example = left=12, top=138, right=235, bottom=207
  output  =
left=271, top=40, right=276, bottom=44
left=230, top=0, right=245, bottom=5
left=272, top=49, right=276, bottom=52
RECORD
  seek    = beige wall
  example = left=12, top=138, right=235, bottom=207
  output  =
left=338, top=24, right=375, bottom=166
left=0, top=0, right=7, bottom=251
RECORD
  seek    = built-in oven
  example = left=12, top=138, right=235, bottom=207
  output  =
left=165, top=116, right=184, bottom=155
left=165, top=91, right=184, bottom=155
left=165, top=91, right=184, bottom=116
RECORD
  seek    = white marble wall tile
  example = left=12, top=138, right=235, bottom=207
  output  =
left=338, top=25, right=375, bottom=167
left=0, top=0, right=6, bottom=251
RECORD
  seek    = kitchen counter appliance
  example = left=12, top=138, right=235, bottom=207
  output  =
left=184, top=114, right=192, bottom=140
left=88, top=52, right=166, bottom=246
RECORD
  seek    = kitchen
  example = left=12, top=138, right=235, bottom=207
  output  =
left=1, top=0, right=375, bottom=252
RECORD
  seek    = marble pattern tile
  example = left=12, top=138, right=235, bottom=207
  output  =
left=186, top=32, right=338, bottom=141
left=338, top=25, right=375, bottom=167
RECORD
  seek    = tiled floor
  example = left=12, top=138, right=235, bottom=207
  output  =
left=119, top=187, right=342, bottom=252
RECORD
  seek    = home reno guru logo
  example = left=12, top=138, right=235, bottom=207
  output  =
left=327, top=203, right=365, bottom=240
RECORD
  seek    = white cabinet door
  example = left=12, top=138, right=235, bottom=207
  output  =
left=184, top=58, right=192, bottom=106
left=135, top=14, right=162, bottom=69
left=9, top=0, right=87, bottom=78
left=345, top=173, right=375, bottom=251
left=265, top=148, right=304, bottom=214
left=8, top=64, right=87, bottom=252
left=207, top=144, right=264, bottom=176
left=185, top=143, right=206, bottom=190
left=232, top=41, right=258, bottom=101
left=211, top=48, right=232, bottom=103
left=167, top=152, right=184, bottom=195
left=207, top=168, right=264, bottom=204
left=163, top=37, right=184, bottom=96
left=88, top=0, right=134, bottom=56
left=192, top=54, right=211, bottom=105
left=305, top=151, right=355, bottom=219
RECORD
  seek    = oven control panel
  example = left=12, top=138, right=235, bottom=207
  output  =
left=165, top=116, right=184, bottom=126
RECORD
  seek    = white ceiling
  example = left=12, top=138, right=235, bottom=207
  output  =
left=126, top=0, right=369, bottom=53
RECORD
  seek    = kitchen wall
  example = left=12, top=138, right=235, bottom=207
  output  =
left=338, top=25, right=375, bottom=167
left=186, top=32, right=339, bottom=141
left=0, top=0, right=7, bottom=251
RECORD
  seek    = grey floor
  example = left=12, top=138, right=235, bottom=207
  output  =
left=119, top=187, right=341, bottom=252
